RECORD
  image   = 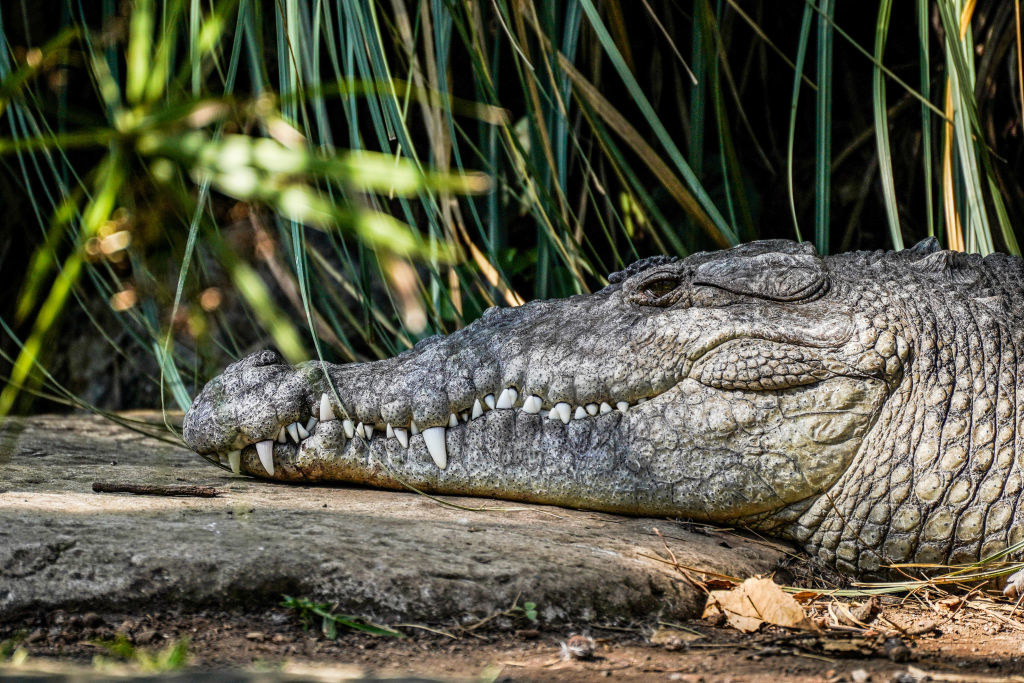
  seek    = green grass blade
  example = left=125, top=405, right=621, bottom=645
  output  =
left=814, top=0, right=834, bottom=255
left=125, top=0, right=154, bottom=104
left=786, top=4, right=813, bottom=242
left=577, top=0, right=736, bottom=246
left=872, top=0, right=902, bottom=250
left=917, top=0, right=935, bottom=239
left=0, top=149, right=124, bottom=416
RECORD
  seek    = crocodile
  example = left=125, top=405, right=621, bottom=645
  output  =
left=182, top=238, right=1024, bottom=579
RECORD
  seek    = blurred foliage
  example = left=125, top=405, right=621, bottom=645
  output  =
left=0, top=1, right=1022, bottom=419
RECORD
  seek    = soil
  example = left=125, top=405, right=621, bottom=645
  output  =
left=4, top=591, right=1024, bottom=681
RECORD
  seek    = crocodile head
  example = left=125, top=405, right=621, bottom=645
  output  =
left=183, top=239, right=901, bottom=526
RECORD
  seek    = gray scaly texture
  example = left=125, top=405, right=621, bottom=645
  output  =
left=182, top=239, right=1024, bottom=577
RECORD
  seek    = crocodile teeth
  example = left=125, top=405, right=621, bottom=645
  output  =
left=496, top=388, right=517, bottom=409
left=449, top=413, right=459, bottom=428
left=227, top=449, right=241, bottom=474
left=599, top=402, right=612, bottom=414
left=286, top=423, right=300, bottom=443
left=255, top=440, right=274, bottom=475
left=342, top=419, right=355, bottom=438
left=554, top=402, right=571, bottom=424
left=547, top=409, right=560, bottom=420
left=394, top=427, right=409, bottom=448
left=616, top=401, right=629, bottom=413
left=277, top=426, right=288, bottom=443
left=460, top=412, right=469, bottom=423
left=574, top=406, right=587, bottom=420
left=422, top=426, right=447, bottom=469
left=296, top=422, right=310, bottom=439
left=585, top=403, right=599, bottom=416
left=305, top=417, right=317, bottom=433
left=471, top=398, right=485, bottom=419
left=386, top=423, right=395, bottom=439
left=319, top=394, right=336, bottom=421
left=410, top=420, right=420, bottom=435
left=522, top=395, right=542, bottom=414
left=483, top=393, right=496, bottom=410
left=637, top=397, right=648, bottom=404
left=356, top=422, right=373, bottom=439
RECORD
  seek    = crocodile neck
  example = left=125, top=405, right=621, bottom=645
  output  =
left=789, top=265, right=1024, bottom=575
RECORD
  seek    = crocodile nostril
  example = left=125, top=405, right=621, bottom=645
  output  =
left=225, top=349, right=285, bottom=373
left=249, top=349, right=284, bottom=367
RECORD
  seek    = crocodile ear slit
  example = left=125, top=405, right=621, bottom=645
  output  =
left=692, top=251, right=827, bottom=302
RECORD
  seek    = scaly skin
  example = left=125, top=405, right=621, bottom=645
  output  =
left=182, top=239, right=1024, bottom=577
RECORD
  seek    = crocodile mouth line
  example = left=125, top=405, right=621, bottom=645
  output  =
left=212, top=386, right=664, bottom=478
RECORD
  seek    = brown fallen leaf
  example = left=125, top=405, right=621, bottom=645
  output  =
left=702, top=577, right=819, bottom=633
left=649, top=627, right=704, bottom=650
left=936, top=596, right=964, bottom=611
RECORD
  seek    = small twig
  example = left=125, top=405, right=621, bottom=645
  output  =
left=393, top=623, right=458, bottom=639
left=92, top=482, right=219, bottom=497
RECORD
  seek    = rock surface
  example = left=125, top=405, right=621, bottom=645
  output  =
left=0, top=413, right=789, bottom=626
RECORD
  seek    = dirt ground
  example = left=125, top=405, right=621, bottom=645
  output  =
left=4, top=589, right=1024, bottom=681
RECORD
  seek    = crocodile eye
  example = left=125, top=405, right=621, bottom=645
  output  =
left=631, top=272, right=683, bottom=306
left=642, top=277, right=677, bottom=299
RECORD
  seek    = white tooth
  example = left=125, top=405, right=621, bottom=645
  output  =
left=638, top=397, right=648, bottom=404
left=599, top=402, right=613, bottom=414
left=616, top=401, right=629, bottom=413
left=496, top=388, right=514, bottom=409
left=585, top=403, right=599, bottom=416
left=227, top=450, right=241, bottom=474
left=255, top=440, right=274, bottom=475
left=286, top=423, right=300, bottom=443
left=296, top=422, right=310, bottom=439
left=394, top=427, right=409, bottom=448
left=460, top=412, right=469, bottom=423
left=483, top=393, right=496, bottom=410
left=523, top=395, right=542, bottom=414
left=343, top=419, right=355, bottom=438
left=410, top=420, right=420, bottom=435
left=471, top=398, right=485, bottom=419
left=277, top=426, right=288, bottom=443
left=305, top=417, right=318, bottom=434
left=449, top=413, right=459, bottom=427
left=574, top=406, right=587, bottom=420
left=319, top=394, right=336, bottom=421
left=386, top=423, right=395, bottom=439
left=555, top=402, right=571, bottom=424
left=422, top=426, right=447, bottom=469
left=547, top=409, right=559, bottom=420
left=357, top=422, right=373, bottom=439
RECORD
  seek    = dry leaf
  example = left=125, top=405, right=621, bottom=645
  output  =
left=936, top=596, right=964, bottom=611
left=649, top=627, right=703, bottom=650
left=702, top=577, right=819, bottom=633
left=851, top=597, right=880, bottom=624
left=789, top=590, right=820, bottom=603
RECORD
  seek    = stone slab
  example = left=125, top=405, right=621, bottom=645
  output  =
left=0, top=414, right=790, bottom=625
